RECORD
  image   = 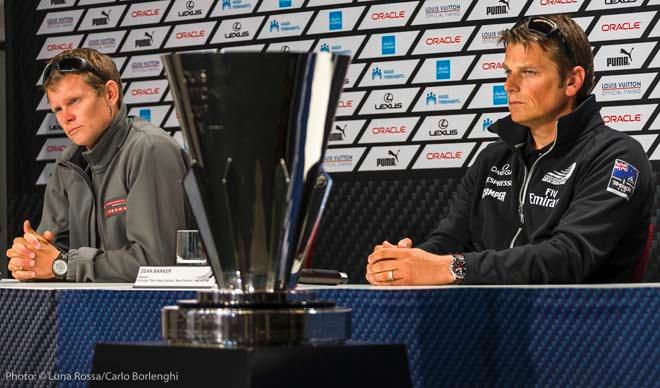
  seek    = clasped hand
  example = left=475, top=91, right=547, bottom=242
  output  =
left=6, top=221, right=60, bottom=280
left=366, top=238, right=455, bottom=286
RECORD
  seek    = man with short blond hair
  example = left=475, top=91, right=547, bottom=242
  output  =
left=366, top=15, right=654, bottom=285
left=6, top=48, right=187, bottom=282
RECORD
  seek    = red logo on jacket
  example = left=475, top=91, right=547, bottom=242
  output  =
left=104, top=198, right=127, bottom=218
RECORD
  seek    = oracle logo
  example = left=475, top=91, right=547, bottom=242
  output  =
left=425, top=36, right=461, bottom=45
left=540, top=0, right=577, bottom=4
left=371, top=126, right=407, bottom=134
left=176, top=30, right=206, bottom=39
left=601, top=22, right=640, bottom=32
left=48, top=42, right=74, bottom=51
left=482, top=62, right=504, bottom=70
left=603, top=113, right=642, bottom=123
left=338, top=100, right=353, bottom=108
left=132, top=9, right=160, bottom=17
left=371, top=11, right=406, bottom=20
left=47, top=145, right=67, bottom=152
left=426, top=151, right=463, bottom=160
left=131, top=88, right=161, bottom=96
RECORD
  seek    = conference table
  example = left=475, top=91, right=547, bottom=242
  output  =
left=0, top=281, right=658, bottom=387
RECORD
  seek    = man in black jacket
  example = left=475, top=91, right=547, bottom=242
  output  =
left=366, top=15, right=654, bottom=285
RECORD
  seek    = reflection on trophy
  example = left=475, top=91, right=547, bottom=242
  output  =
left=161, top=51, right=351, bottom=346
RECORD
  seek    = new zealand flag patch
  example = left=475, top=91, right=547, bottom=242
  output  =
left=606, top=159, right=638, bottom=200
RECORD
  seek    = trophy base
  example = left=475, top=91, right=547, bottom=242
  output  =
left=91, top=342, right=412, bottom=388
left=162, top=291, right=351, bottom=347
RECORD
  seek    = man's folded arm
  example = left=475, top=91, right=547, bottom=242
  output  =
left=463, top=145, right=653, bottom=284
left=416, top=156, right=479, bottom=255
left=37, top=166, right=71, bottom=252
left=66, top=137, right=187, bottom=282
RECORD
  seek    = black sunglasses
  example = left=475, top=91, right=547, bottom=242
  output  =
left=512, top=17, right=573, bottom=58
left=43, top=57, right=105, bottom=84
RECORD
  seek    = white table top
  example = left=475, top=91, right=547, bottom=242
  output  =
left=0, top=279, right=658, bottom=291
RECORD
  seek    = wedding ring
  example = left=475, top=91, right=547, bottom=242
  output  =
left=387, top=270, right=394, bottom=282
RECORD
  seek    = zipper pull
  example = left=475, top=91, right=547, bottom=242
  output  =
left=518, top=203, right=524, bottom=225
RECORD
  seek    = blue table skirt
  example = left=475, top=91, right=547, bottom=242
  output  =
left=1, top=286, right=659, bottom=387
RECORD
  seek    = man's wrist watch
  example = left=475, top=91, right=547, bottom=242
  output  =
left=449, top=253, right=466, bottom=284
left=52, top=252, right=69, bottom=280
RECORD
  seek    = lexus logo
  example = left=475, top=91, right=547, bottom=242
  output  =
left=438, top=119, right=449, bottom=129
left=384, top=93, right=394, bottom=103
left=186, top=1, right=195, bottom=10
left=233, top=22, right=242, bottom=31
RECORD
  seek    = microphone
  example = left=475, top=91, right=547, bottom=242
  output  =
left=298, top=268, right=349, bottom=285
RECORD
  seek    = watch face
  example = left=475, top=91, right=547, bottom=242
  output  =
left=53, top=259, right=68, bottom=276
left=451, top=255, right=466, bottom=279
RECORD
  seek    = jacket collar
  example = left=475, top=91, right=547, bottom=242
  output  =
left=490, top=95, right=603, bottom=150
left=60, top=103, right=130, bottom=170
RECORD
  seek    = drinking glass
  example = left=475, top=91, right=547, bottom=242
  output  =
left=176, top=230, right=207, bottom=265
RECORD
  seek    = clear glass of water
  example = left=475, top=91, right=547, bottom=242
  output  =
left=176, top=230, right=208, bottom=266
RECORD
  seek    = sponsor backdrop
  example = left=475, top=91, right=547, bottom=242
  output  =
left=5, top=0, right=660, bottom=281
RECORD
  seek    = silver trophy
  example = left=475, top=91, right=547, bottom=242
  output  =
left=161, top=52, right=351, bottom=347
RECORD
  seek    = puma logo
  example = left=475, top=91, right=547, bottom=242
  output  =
left=620, top=47, right=634, bottom=61
left=388, top=149, right=400, bottom=163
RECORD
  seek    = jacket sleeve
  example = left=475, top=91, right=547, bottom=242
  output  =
left=37, top=165, right=71, bottom=252
left=462, top=140, right=654, bottom=284
left=415, top=156, right=480, bottom=255
left=65, top=137, right=188, bottom=282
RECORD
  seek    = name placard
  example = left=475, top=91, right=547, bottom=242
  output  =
left=133, top=266, right=216, bottom=289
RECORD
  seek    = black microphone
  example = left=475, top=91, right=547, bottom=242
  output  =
left=298, top=268, right=349, bottom=285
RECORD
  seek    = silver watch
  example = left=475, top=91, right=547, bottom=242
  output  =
left=52, top=252, right=68, bottom=280
left=449, top=253, right=466, bottom=284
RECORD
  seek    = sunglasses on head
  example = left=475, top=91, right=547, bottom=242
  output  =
left=43, top=57, right=105, bottom=85
left=512, top=16, right=573, bottom=58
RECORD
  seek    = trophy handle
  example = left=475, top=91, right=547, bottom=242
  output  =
left=219, top=157, right=243, bottom=290
left=182, top=164, right=225, bottom=288
left=287, top=167, right=333, bottom=289
left=269, top=159, right=291, bottom=289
